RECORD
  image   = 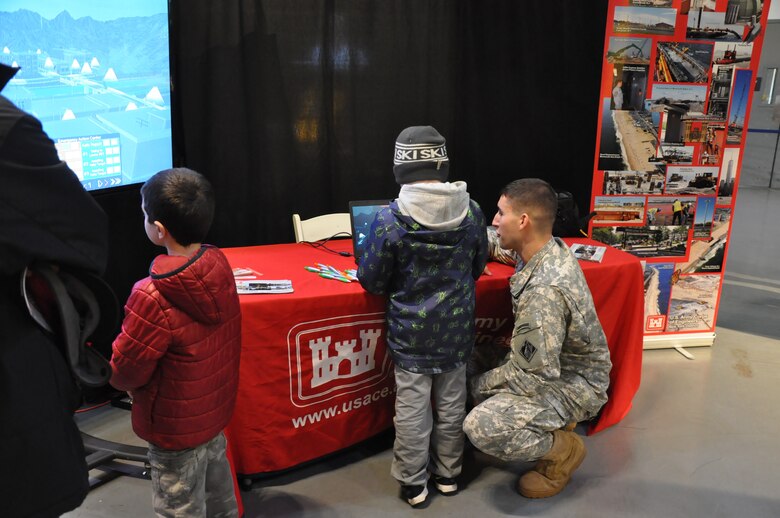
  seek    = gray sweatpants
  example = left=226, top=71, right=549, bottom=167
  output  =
left=391, top=364, right=467, bottom=487
left=148, top=431, right=238, bottom=518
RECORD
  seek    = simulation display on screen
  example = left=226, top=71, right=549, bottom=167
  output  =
left=0, top=0, right=172, bottom=191
left=349, top=200, right=389, bottom=262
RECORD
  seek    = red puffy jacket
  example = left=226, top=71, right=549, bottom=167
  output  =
left=110, top=245, right=241, bottom=450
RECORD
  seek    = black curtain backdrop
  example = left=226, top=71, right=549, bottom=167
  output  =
left=96, top=0, right=608, bottom=304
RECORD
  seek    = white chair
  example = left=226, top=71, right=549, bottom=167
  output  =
left=292, top=213, right=351, bottom=243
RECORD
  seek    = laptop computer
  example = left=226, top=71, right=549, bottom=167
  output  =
left=348, top=200, right=390, bottom=263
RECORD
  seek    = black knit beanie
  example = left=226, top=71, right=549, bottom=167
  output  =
left=392, top=126, right=449, bottom=185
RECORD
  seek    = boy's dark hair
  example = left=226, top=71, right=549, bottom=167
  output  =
left=501, top=178, right=558, bottom=232
left=141, top=168, right=214, bottom=246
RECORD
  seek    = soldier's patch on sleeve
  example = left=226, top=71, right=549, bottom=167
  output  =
left=520, top=339, right=537, bottom=363
left=511, top=314, right=546, bottom=370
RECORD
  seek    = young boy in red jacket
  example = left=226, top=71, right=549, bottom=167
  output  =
left=110, top=168, right=241, bottom=517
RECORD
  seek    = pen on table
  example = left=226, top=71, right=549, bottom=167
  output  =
left=317, top=263, right=342, bottom=275
left=332, top=266, right=357, bottom=281
left=304, top=266, right=322, bottom=273
left=329, top=266, right=351, bottom=278
left=334, top=268, right=355, bottom=280
left=319, top=272, right=351, bottom=283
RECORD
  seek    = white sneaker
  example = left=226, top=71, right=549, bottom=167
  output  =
left=402, top=484, right=429, bottom=506
left=433, top=476, right=458, bottom=495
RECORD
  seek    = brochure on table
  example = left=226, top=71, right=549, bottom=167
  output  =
left=232, top=267, right=294, bottom=294
left=588, top=0, right=772, bottom=348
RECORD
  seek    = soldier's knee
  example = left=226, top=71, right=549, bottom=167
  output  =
left=463, top=408, right=489, bottom=450
left=463, top=410, right=477, bottom=441
left=463, top=409, right=512, bottom=460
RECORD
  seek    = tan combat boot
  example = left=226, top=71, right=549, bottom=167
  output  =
left=517, top=430, right=586, bottom=498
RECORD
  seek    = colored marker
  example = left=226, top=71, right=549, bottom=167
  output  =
left=318, top=263, right=341, bottom=275
left=332, top=266, right=357, bottom=281
left=319, top=272, right=351, bottom=283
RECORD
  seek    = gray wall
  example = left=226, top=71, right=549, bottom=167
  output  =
left=741, top=20, right=780, bottom=188
left=770, top=0, right=780, bottom=20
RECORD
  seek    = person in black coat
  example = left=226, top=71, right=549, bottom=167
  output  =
left=0, top=64, right=109, bottom=517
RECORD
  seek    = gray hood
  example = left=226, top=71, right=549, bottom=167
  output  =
left=397, top=181, right=470, bottom=231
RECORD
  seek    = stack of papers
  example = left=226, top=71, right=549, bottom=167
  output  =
left=232, top=267, right=261, bottom=280
left=235, top=279, right=293, bottom=294
left=569, top=243, right=606, bottom=263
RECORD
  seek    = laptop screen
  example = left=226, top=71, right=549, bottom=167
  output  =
left=348, top=200, right=390, bottom=263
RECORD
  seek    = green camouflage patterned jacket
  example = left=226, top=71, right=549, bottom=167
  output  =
left=479, top=233, right=612, bottom=418
left=358, top=200, right=488, bottom=374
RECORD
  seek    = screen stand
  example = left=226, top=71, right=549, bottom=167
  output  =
left=673, top=345, right=695, bottom=360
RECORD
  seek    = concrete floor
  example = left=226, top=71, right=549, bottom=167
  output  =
left=65, top=187, right=780, bottom=518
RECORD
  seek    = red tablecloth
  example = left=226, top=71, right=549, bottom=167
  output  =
left=221, top=238, right=643, bottom=476
left=572, top=239, right=645, bottom=434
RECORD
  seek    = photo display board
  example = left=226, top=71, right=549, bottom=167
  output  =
left=589, top=0, right=772, bottom=339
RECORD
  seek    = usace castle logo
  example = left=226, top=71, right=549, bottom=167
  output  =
left=287, top=312, right=392, bottom=407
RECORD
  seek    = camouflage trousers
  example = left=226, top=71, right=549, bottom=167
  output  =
left=148, top=432, right=238, bottom=518
left=464, top=343, right=571, bottom=463
left=463, top=391, right=567, bottom=462
left=391, top=364, right=467, bottom=487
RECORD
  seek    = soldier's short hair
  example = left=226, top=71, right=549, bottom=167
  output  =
left=501, top=178, right=557, bottom=232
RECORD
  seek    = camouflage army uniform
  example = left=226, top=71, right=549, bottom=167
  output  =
left=148, top=432, right=238, bottom=517
left=464, top=232, right=611, bottom=462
